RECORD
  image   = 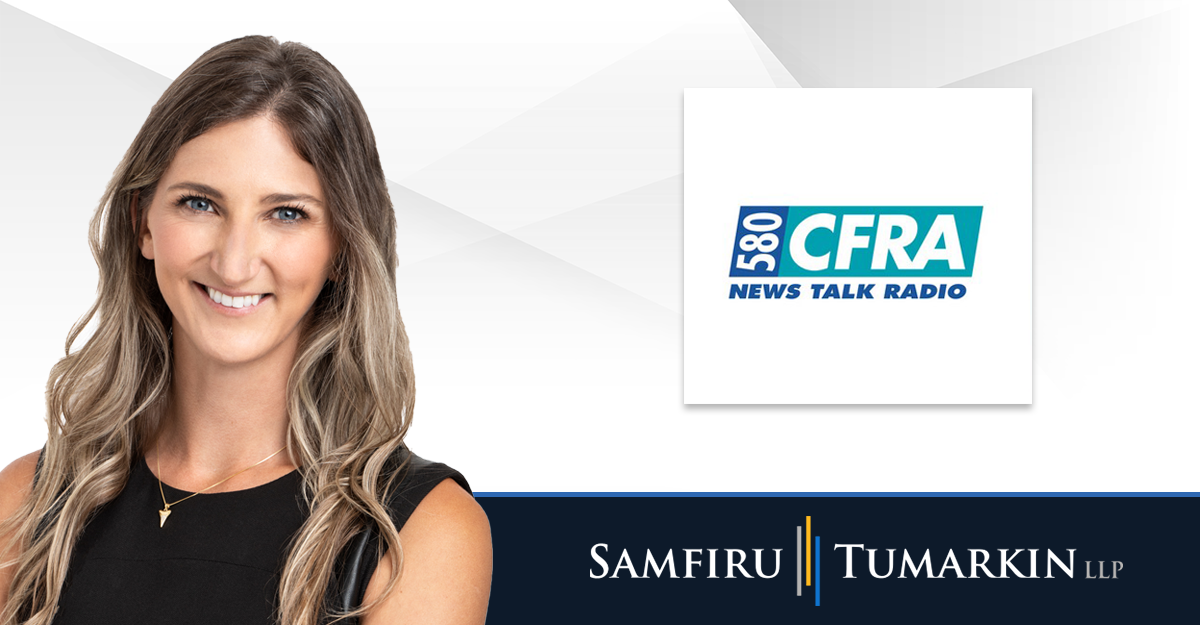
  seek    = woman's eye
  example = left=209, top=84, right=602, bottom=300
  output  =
left=185, top=197, right=214, bottom=212
left=274, top=207, right=304, bottom=221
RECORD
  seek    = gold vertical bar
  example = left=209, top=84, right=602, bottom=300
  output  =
left=806, top=515, right=812, bottom=586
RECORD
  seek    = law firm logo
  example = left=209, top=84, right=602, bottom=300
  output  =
left=589, top=512, right=1123, bottom=611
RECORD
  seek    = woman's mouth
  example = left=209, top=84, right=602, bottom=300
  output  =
left=195, top=282, right=271, bottom=310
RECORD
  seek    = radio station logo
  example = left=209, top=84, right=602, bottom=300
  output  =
left=727, top=206, right=983, bottom=300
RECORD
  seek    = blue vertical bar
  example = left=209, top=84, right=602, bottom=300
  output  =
left=816, top=536, right=821, bottom=607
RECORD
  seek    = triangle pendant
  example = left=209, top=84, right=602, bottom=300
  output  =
left=159, top=507, right=172, bottom=528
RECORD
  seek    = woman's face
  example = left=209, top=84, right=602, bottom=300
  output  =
left=140, top=115, right=336, bottom=366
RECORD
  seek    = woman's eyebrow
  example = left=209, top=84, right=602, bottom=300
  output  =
left=166, top=181, right=324, bottom=207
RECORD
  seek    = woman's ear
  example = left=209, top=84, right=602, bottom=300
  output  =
left=133, top=190, right=154, bottom=260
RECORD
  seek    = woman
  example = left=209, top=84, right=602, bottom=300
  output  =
left=0, top=35, right=491, bottom=625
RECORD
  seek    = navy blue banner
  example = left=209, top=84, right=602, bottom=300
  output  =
left=477, top=495, right=1198, bottom=624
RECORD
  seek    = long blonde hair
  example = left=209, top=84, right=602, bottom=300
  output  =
left=1, top=35, right=415, bottom=625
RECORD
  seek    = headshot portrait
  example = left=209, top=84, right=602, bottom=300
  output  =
left=0, top=34, right=491, bottom=625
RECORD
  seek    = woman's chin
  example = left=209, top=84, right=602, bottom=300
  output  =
left=202, top=345, right=274, bottom=366
left=182, top=330, right=285, bottom=366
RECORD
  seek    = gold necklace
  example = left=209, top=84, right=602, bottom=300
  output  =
left=154, top=444, right=288, bottom=528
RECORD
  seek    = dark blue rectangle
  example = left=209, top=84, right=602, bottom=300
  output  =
left=476, top=495, right=1198, bottom=624
left=728, top=206, right=787, bottom=277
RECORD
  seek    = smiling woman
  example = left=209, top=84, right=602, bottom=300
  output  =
left=0, top=36, right=490, bottom=625
left=142, top=117, right=338, bottom=365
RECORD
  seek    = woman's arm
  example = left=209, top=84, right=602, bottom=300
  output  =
left=360, top=478, right=492, bottom=625
left=0, top=450, right=41, bottom=611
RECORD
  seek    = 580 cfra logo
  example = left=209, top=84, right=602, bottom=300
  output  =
left=728, top=206, right=983, bottom=278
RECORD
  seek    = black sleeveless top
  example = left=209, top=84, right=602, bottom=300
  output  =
left=36, top=446, right=470, bottom=625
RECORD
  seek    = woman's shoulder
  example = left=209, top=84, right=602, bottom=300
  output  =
left=359, top=446, right=491, bottom=624
left=0, top=449, right=41, bottom=519
left=381, top=446, right=474, bottom=529
left=388, top=449, right=488, bottom=557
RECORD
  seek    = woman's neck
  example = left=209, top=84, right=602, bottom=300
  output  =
left=150, top=324, right=299, bottom=489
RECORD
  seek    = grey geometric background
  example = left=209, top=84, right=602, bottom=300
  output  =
left=1, top=1, right=1195, bottom=492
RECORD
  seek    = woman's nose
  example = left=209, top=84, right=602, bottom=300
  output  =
left=210, top=219, right=262, bottom=285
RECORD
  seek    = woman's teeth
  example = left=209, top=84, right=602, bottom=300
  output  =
left=206, top=286, right=263, bottom=309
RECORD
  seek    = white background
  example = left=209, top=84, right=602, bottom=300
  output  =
left=1, top=1, right=1196, bottom=492
left=684, top=88, right=1032, bottom=404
